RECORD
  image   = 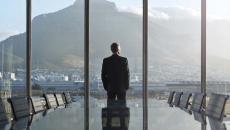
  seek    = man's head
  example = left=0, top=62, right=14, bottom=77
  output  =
left=111, top=42, right=121, bottom=55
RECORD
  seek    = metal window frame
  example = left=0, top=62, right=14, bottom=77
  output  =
left=26, top=1, right=32, bottom=129
left=84, top=0, right=90, bottom=130
left=26, top=0, right=32, bottom=112
left=143, top=0, right=148, bottom=130
left=201, top=0, right=207, bottom=130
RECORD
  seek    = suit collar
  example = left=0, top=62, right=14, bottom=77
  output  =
left=112, top=54, right=120, bottom=57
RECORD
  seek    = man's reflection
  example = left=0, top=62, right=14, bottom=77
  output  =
left=102, top=101, right=130, bottom=130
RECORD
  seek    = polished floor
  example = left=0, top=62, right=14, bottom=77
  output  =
left=28, top=98, right=204, bottom=130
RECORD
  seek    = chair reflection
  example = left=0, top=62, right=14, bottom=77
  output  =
left=0, top=98, right=10, bottom=130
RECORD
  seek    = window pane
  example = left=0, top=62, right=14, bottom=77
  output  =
left=89, top=0, right=143, bottom=130
left=207, top=1, right=230, bottom=129
left=0, top=0, right=26, bottom=118
left=31, top=0, right=84, bottom=129
left=207, top=0, right=230, bottom=94
left=148, top=0, right=201, bottom=129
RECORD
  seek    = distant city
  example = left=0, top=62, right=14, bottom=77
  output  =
left=1, top=63, right=230, bottom=100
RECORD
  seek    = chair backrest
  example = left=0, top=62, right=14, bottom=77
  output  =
left=44, top=94, right=58, bottom=109
left=55, top=94, right=65, bottom=106
left=190, top=93, right=206, bottom=124
left=193, top=112, right=206, bottom=125
left=8, top=97, right=30, bottom=120
left=206, top=93, right=229, bottom=121
left=179, top=93, right=192, bottom=110
left=191, top=93, right=205, bottom=113
left=30, top=96, right=47, bottom=114
left=172, top=92, right=183, bottom=107
left=0, top=99, right=8, bottom=124
left=63, top=92, right=72, bottom=104
left=208, top=117, right=225, bottom=130
left=167, top=91, right=175, bottom=107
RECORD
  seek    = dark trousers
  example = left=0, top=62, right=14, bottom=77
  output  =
left=107, top=91, right=126, bottom=106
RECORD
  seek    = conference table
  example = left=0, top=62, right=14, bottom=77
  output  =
left=1, top=99, right=208, bottom=130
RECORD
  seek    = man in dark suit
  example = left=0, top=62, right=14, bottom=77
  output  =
left=101, top=43, right=130, bottom=106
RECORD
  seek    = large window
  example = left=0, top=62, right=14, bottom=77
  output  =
left=207, top=0, right=230, bottom=94
left=207, top=1, right=230, bottom=129
left=0, top=0, right=26, bottom=116
left=31, top=0, right=84, bottom=129
left=148, top=0, right=201, bottom=129
left=89, top=0, right=143, bottom=129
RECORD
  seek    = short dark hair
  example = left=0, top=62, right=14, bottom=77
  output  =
left=111, top=42, right=119, bottom=53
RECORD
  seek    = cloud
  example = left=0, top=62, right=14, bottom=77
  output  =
left=149, top=9, right=171, bottom=20
left=150, top=6, right=201, bottom=20
left=117, top=4, right=230, bottom=22
left=116, top=5, right=200, bottom=20
left=117, top=6, right=142, bottom=15
left=117, top=5, right=170, bottom=20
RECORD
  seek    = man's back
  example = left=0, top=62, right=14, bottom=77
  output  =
left=101, top=54, right=129, bottom=92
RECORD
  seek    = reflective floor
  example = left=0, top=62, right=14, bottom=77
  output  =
left=0, top=96, right=221, bottom=130
left=28, top=98, right=203, bottom=130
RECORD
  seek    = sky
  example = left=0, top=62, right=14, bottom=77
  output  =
left=0, top=0, right=230, bottom=41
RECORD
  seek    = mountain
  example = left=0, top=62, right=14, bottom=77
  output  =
left=1, top=0, right=230, bottom=71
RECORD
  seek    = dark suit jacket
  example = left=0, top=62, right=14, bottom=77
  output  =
left=101, top=54, right=130, bottom=92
